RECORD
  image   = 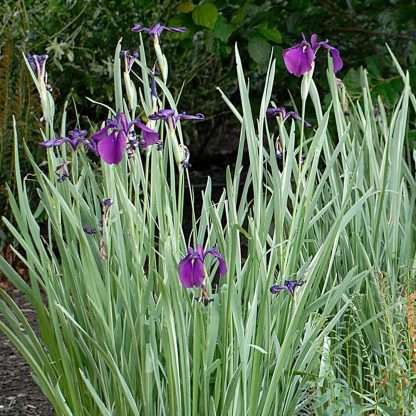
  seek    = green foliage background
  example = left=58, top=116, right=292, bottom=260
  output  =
left=1, top=0, right=415, bottom=228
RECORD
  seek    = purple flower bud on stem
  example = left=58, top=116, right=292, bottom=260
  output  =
left=26, top=53, right=48, bottom=77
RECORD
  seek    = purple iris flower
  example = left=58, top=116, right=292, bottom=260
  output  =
left=26, top=53, right=48, bottom=77
left=283, top=34, right=343, bottom=77
left=270, top=280, right=305, bottom=296
left=121, top=50, right=139, bottom=73
left=39, top=129, right=88, bottom=150
left=267, top=107, right=311, bottom=127
left=65, top=129, right=88, bottom=150
left=131, top=23, right=186, bottom=39
left=178, top=246, right=227, bottom=289
left=150, top=109, right=205, bottom=127
left=92, top=112, right=159, bottom=164
left=92, top=114, right=127, bottom=165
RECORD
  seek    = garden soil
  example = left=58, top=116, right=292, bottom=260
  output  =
left=0, top=290, right=53, bottom=416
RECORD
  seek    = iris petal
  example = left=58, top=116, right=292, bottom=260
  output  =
left=39, top=138, right=65, bottom=148
left=92, top=127, right=110, bottom=143
left=178, top=112, right=205, bottom=121
left=149, top=109, right=176, bottom=121
left=329, top=47, right=343, bottom=73
left=319, top=42, right=343, bottom=73
left=141, top=129, right=160, bottom=148
left=310, top=33, right=319, bottom=50
left=131, top=24, right=145, bottom=32
left=178, top=246, right=226, bottom=289
left=131, top=23, right=186, bottom=37
left=178, top=255, right=205, bottom=288
left=133, top=121, right=160, bottom=148
left=117, top=113, right=129, bottom=133
left=270, top=280, right=304, bottom=296
left=270, top=285, right=285, bottom=294
left=205, top=247, right=227, bottom=277
left=97, top=130, right=127, bottom=165
left=164, top=26, right=187, bottom=33
left=283, top=43, right=315, bottom=77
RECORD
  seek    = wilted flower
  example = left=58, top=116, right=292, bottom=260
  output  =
left=150, top=109, right=205, bottom=128
left=131, top=23, right=186, bottom=39
left=275, top=138, right=283, bottom=161
left=150, top=66, right=158, bottom=98
left=270, top=280, right=305, bottom=296
left=194, top=296, right=214, bottom=305
left=178, top=246, right=227, bottom=289
left=101, top=198, right=113, bottom=208
left=55, top=161, right=70, bottom=182
left=121, top=50, right=139, bottom=73
left=283, top=33, right=343, bottom=77
left=99, top=239, right=108, bottom=261
left=83, top=225, right=97, bottom=235
left=92, top=112, right=159, bottom=164
left=267, top=106, right=311, bottom=127
left=100, top=198, right=113, bottom=228
left=180, top=144, right=191, bottom=169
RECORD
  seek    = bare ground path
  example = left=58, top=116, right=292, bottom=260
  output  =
left=0, top=290, right=53, bottom=416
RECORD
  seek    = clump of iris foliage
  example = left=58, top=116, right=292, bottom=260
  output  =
left=0, top=20, right=415, bottom=415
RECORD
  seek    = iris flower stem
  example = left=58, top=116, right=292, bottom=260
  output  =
left=154, top=38, right=168, bottom=83
left=185, top=169, right=197, bottom=248
left=283, top=95, right=308, bottom=276
left=166, top=128, right=178, bottom=218
left=143, top=151, right=151, bottom=238
left=177, top=168, right=184, bottom=242
left=299, top=99, right=306, bottom=169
